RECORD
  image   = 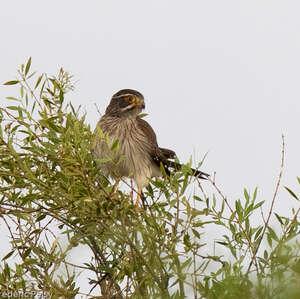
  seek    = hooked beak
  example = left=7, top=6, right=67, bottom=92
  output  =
left=122, top=97, right=145, bottom=111
left=134, top=97, right=145, bottom=109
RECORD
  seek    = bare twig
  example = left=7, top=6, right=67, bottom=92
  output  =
left=94, top=103, right=103, bottom=117
left=18, top=70, right=43, bottom=110
left=285, top=206, right=300, bottom=234
left=207, top=171, right=259, bottom=272
left=246, top=134, right=285, bottom=275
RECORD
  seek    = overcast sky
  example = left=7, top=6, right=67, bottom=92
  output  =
left=1, top=0, right=300, bottom=296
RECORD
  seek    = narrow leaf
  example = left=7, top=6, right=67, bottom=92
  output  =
left=7, top=106, right=20, bottom=111
left=6, top=97, right=20, bottom=101
left=34, top=74, right=43, bottom=89
left=268, top=227, right=279, bottom=241
left=284, top=186, right=299, bottom=201
left=96, top=126, right=105, bottom=139
left=138, top=113, right=148, bottom=118
left=111, top=139, right=119, bottom=151
left=274, top=213, right=283, bottom=225
left=3, top=80, right=19, bottom=85
left=253, top=201, right=265, bottom=210
left=2, top=250, right=15, bottom=261
left=25, top=57, right=32, bottom=76
left=244, top=188, right=250, bottom=201
left=253, top=187, right=258, bottom=201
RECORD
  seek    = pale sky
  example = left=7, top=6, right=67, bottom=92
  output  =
left=1, top=0, right=299, bottom=296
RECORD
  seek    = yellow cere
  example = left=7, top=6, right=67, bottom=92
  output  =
left=136, top=97, right=143, bottom=106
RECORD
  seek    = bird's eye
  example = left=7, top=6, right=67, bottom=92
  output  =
left=125, top=96, right=133, bottom=102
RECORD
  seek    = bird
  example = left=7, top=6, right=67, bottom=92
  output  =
left=92, top=89, right=209, bottom=206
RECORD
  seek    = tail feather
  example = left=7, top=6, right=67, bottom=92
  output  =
left=163, top=160, right=209, bottom=180
left=154, top=147, right=209, bottom=179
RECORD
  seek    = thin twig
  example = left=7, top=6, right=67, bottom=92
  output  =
left=285, top=206, right=300, bottom=234
left=94, top=103, right=103, bottom=117
left=208, top=172, right=259, bottom=271
left=18, top=70, right=43, bottom=110
left=246, top=134, right=285, bottom=275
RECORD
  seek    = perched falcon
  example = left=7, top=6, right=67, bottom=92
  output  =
left=93, top=89, right=209, bottom=206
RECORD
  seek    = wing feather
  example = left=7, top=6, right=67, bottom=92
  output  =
left=136, top=117, right=209, bottom=179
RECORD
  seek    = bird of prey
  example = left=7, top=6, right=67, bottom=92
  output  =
left=93, top=89, right=209, bottom=206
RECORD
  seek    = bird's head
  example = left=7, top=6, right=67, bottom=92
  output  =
left=105, top=89, right=145, bottom=118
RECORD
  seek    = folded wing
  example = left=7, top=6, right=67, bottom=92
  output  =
left=136, top=117, right=209, bottom=179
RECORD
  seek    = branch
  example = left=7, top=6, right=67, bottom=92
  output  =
left=246, top=134, right=285, bottom=275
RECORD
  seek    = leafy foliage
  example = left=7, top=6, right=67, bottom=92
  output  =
left=0, top=59, right=300, bottom=298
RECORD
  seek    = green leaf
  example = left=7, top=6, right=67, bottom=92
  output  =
left=6, top=97, right=20, bottom=101
left=193, top=195, right=203, bottom=202
left=268, top=227, right=279, bottom=241
left=181, top=257, right=192, bottom=270
left=229, top=244, right=237, bottom=258
left=20, top=85, right=24, bottom=97
left=27, top=71, right=36, bottom=80
left=96, top=126, right=105, bottom=139
left=244, top=188, right=250, bottom=201
left=192, top=228, right=201, bottom=239
left=59, top=89, right=64, bottom=103
left=40, top=79, right=46, bottom=97
left=183, top=233, right=191, bottom=250
left=3, top=80, right=19, bottom=85
left=2, top=250, right=15, bottom=261
left=254, top=226, right=263, bottom=240
left=274, top=213, right=283, bottom=225
left=25, top=57, right=32, bottom=76
left=7, top=106, right=20, bottom=111
left=292, top=259, right=300, bottom=274
left=253, top=187, right=258, bottom=201
left=24, top=258, right=37, bottom=265
left=284, top=186, right=299, bottom=201
left=96, top=158, right=111, bottom=163
left=23, top=248, right=31, bottom=259
left=111, top=139, right=119, bottom=151
left=191, top=208, right=207, bottom=217
left=138, top=113, right=148, bottom=118
left=36, top=214, right=47, bottom=222
left=34, top=74, right=43, bottom=89
left=235, top=200, right=243, bottom=221
left=253, top=200, right=264, bottom=210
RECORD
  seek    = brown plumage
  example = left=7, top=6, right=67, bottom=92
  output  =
left=93, top=89, right=209, bottom=205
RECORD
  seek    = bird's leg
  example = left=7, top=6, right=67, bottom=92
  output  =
left=135, top=188, right=142, bottom=207
left=111, top=178, right=120, bottom=196
left=136, top=189, right=147, bottom=210
left=140, top=191, right=147, bottom=210
left=130, top=179, right=134, bottom=204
